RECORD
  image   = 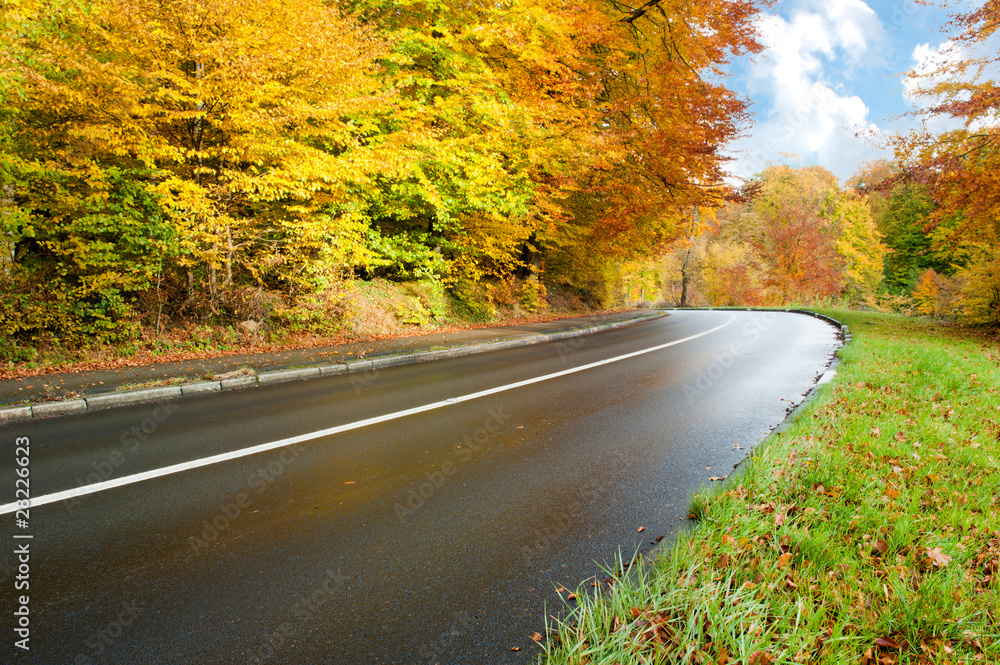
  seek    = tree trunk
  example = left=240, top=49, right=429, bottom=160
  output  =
left=679, top=208, right=699, bottom=307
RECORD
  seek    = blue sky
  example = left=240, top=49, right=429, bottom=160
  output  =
left=724, top=0, right=957, bottom=182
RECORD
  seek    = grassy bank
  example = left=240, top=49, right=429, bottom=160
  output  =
left=541, top=309, right=1000, bottom=664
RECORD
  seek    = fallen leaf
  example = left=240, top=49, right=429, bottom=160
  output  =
left=777, top=552, right=793, bottom=568
left=873, top=539, right=889, bottom=555
left=510, top=646, right=521, bottom=651
left=344, top=481, right=355, bottom=485
left=926, top=547, right=952, bottom=568
left=637, top=526, right=645, bottom=533
left=874, top=636, right=901, bottom=650
left=775, top=512, right=786, bottom=527
left=531, top=632, right=543, bottom=642
left=709, top=475, right=727, bottom=482
left=748, top=651, right=772, bottom=665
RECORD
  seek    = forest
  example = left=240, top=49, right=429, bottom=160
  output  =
left=1, top=0, right=997, bottom=364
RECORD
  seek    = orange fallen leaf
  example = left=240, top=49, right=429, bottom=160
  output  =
left=637, top=526, right=645, bottom=533
left=531, top=632, right=543, bottom=642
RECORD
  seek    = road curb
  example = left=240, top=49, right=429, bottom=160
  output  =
left=0, top=311, right=666, bottom=424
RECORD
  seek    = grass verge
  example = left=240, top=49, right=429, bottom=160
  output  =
left=540, top=309, right=1000, bottom=664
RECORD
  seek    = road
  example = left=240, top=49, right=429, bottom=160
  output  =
left=0, top=310, right=839, bottom=664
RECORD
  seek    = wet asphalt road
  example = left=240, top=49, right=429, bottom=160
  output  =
left=0, top=310, right=839, bottom=664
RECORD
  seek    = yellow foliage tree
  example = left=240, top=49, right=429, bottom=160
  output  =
left=5, top=0, right=393, bottom=313
left=911, top=269, right=940, bottom=316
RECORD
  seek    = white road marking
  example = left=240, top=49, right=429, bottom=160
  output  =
left=1, top=315, right=734, bottom=514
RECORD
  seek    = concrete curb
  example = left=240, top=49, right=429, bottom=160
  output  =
left=0, top=312, right=666, bottom=424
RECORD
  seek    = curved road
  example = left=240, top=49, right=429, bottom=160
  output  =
left=0, top=310, right=839, bottom=664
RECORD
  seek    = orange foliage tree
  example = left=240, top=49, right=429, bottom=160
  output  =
left=894, top=0, right=1000, bottom=322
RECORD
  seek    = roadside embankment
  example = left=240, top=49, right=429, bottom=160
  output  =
left=541, top=309, right=1000, bottom=664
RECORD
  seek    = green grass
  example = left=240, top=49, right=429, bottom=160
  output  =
left=541, top=309, right=1000, bottom=665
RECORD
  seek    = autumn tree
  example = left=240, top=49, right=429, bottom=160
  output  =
left=1, top=0, right=772, bottom=348
left=713, top=165, right=886, bottom=306
left=734, top=166, right=844, bottom=303
left=851, top=160, right=945, bottom=293
left=912, top=268, right=941, bottom=315
left=895, top=0, right=1000, bottom=322
left=2, top=0, right=391, bottom=338
left=829, top=191, right=886, bottom=303
left=697, top=239, right=769, bottom=306
left=565, top=0, right=764, bottom=261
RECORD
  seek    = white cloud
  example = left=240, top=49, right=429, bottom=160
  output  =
left=728, top=0, right=889, bottom=181
left=902, top=41, right=962, bottom=107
